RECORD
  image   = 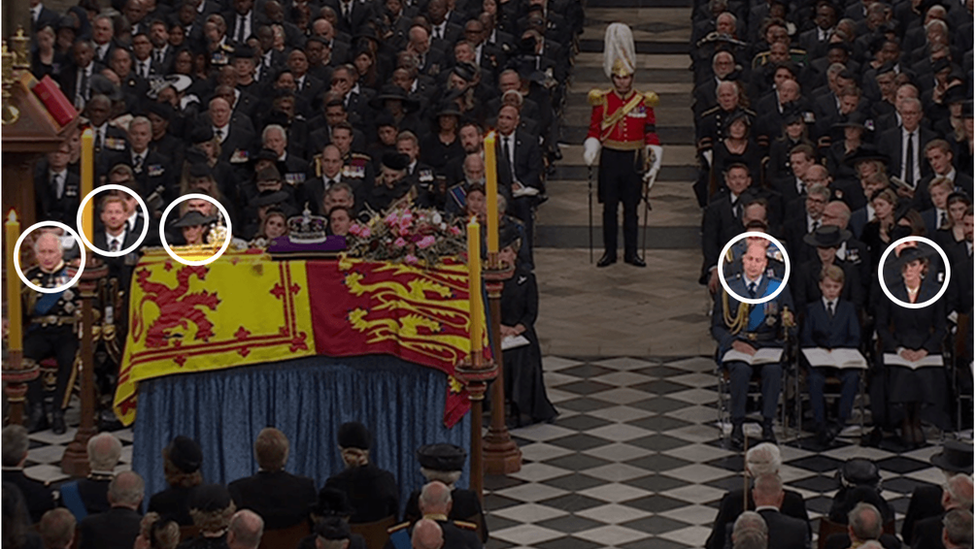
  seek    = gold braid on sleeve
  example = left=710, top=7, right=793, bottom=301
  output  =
left=722, top=290, right=749, bottom=336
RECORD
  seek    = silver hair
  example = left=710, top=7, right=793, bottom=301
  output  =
left=1, top=426, right=29, bottom=467
left=87, top=432, right=123, bottom=471
left=420, top=468, right=463, bottom=486
left=262, top=124, right=287, bottom=145
left=108, top=471, right=145, bottom=507
left=848, top=502, right=882, bottom=541
left=745, top=443, right=781, bottom=477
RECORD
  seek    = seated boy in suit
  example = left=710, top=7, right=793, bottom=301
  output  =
left=800, top=265, right=861, bottom=446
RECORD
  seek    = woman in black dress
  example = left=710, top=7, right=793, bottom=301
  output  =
left=323, top=422, right=399, bottom=524
left=710, top=110, right=763, bottom=197
left=861, top=188, right=898, bottom=272
left=767, top=113, right=814, bottom=184
left=498, top=230, right=557, bottom=426
left=420, top=105, right=464, bottom=174
left=875, top=245, right=947, bottom=447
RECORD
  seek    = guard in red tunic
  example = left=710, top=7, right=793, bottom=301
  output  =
left=584, top=23, right=663, bottom=267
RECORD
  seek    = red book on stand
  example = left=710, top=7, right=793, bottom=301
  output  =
left=31, top=75, right=77, bottom=127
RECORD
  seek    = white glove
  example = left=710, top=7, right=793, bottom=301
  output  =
left=644, top=144, right=663, bottom=185
left=701, top=150, right=713, bottom=168
left=583, top=137, right=601, bottom=167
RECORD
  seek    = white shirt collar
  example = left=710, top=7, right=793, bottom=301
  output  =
left=745, top=274, right=763, bottom=287
left=946, top=167, right=957, bottom=181
left=755, top=505, right=779, bottom=512
left=127, top=212, right=138, bottom=230
left=822, top=296, right=836, bottom=309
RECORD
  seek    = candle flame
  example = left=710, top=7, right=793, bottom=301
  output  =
left=485, top=130, right=496, bottom=140
left=82, top=128, right=93, bottom=139
left=6, top=209, right=17, bottom=223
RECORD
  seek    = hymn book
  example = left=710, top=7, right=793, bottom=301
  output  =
left=883, top=352, right=943, bottom=369
left=722, top=348, right=782, bottom=365
left=802, top=348, right=868, bottom=369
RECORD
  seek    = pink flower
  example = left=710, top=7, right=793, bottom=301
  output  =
left=385, top=212, right=398, bottom=225
left=349, top=224, right=362, bottom=236
left=404, top=254, right=419, bottom=265
left=394, top=237, right=407, bottom=248
left=360, top=227, right=371, bottom=238
left=449, top=226, right=462, bottom=236
left=417, top=235, right=437, bottom=249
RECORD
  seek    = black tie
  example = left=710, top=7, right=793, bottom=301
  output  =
left=95, top=128, right=103, bottom=150
left=503, top=137, right=512, bottom=164
left=79, top=68, right=89, bottom=104
left=731, top=198, right=739, bottom=219
left=940, top=211, right=948, bottom=228
left=905, top=131, right=915, bottom=188
left=827, top=301, right=834, bottom=318
left=748, top=282, right=757, bottom=298
left=215, top=128, right=224, bottom=141
left=434, top=26, right=442, bottom=40
left=51, top=173, right=61, bottom=198
left=237, top=14, right=246, bottom=43
left=110, top=238, right=120, bottom=252
left=134, top=154, right=144, bottom=173
left=811, top=220, right=819, bottom=233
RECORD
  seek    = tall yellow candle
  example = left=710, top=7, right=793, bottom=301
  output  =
left=484, top=132, right=498, bottom=253
left=6, top=210, right=22, bottom=351
left=467, top=216, right=483, bottom=357
left=80, top=128, right=94, bottom=244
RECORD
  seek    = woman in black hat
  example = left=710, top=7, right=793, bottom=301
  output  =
left=498, top=225, right=557, bottom=427
left=171, top=209, right=216, bottom=247
left=767, top=108, right=815, bottom=183
left=420, top=104, right=464, bottom=173
left=825, top=113, right=871, bottom=187
left=875, top=244, right=948, bottom=447
left=793, top=225, right=863, bottom=310
left=711, top=111, right=763, bottom=198
left=323, top=422, right=399, bottom=525
left=147, top=436, right=204, bottom=526
left=368, top=85, right=422, bottom=136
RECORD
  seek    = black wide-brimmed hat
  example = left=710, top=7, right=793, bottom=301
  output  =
left=381, top=152, right=410, bottom=171
left=843, top=145, right=890, bottom=167
left=803, top=225, right=851, bottom=248
left=831, top=111, right=870, bottom=132
left=368, top=84, right=420, bottom=112
left=337, top=421, right=371, bottom=450
left=417, top=443, right=467, bottom=471
left=930, top=439, right=974, bottom=474
left=172, top=210, right=215, bottom=228
left=890, top=243, right=937, bottom=269
left=310, top=487, right=356, bottom=517
left=838, top=457, right=881, bottom=487
left=165, top=435, right=203, bottom=473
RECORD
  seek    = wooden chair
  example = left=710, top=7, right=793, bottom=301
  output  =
left=349, top=515, right=396, bottom=549
left=817, top=517, right=848, bottom=549
left=258, top=520, right=311, bottom=549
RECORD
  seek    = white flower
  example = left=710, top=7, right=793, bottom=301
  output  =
left=432, top=212, right=443, bottom=225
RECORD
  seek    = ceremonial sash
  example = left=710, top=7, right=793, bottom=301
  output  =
left=33, top=291, right=64, bottom=316
left=60, top=481, right=88, bottom=520
left=747, top=279, right=781, bottom=331
left=599, top=92, right=644, bottom=142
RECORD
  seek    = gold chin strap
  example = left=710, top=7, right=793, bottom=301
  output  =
left=723, top=289, right=749, bottom=335
left=611, top=59, right=633, bottom=78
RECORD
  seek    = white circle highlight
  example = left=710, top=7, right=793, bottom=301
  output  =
left=75, top=184, right=151, bottom=256
left=158, top=194, right=233, bottom=266
left=717, top=231, right=792, bottom=305
left=13, top=222, right=87, bottom=294
left=876, top=236, right=951, bottom=310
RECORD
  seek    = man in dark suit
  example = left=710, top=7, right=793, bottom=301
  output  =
left=34, top=142, right=81, bottom=226
left=706, top=443, right=809, bottom=549
left=496, top=105, right=543, bottom=265
left=903, top=442, right=974, bottom=543
left=206, top=96, right=256, bottom=167
left=91, top=15, right=116, bottom=65
left=288, top=50, right=326, bottom=113
left=60, top=41, right=101, bottom=111
left=800, top=264, right=861, bottom=445
left=1, top=425, right=57, bottom=523
left=78, top=471, right=144, bottom=549
left=876, top=98, right=937, bottom=193
left=104, top=116, right=178, bottom=205
left=228, top=428, right=317, bottom=530
left=700, top=162, right=752, bottom=289
left=224, top=0, right=257, bottom=45
left=93, top=194, right=142, bottom=291
left=300, top=145, right=347, bottom=215
left=712, top=240, right=795, bottom=446
left=824, top=502, right=901, bottom=549
left=911, top=475, right=974, bottom=549
left=426, top=0, right=463, bottom=49
left=939, top=509, right=974, bottom=549
left=60, top=433, right=123, bottom=520
left=753, top=474, right=811, bottom=549
left=403, top=444, right=489, bottom=543
left=772, top=143, right=817, bottom=218
left=916, top=140, right=975, bottom=211
left=386, top=482, right=482, bottom=549
left=327, top=0, right=373, bottom=35
left=148, top=19, right=175, bottom=75
left=797, top=1, right=837, bottom=60
left=30, top=0, right=60, bottom=32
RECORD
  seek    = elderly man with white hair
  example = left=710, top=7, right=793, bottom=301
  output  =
left=732, top=511, right=768, bottom=549
left=23, top=231, right=81, bottom=435
left=706, top=444, right=810, bottom=549
left=60, top=432, right=124, bottom=519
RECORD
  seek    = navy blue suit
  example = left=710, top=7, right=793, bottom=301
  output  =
left=801, top=299, right=861, bottom=426
left=712, top=274, right=795, bottom=423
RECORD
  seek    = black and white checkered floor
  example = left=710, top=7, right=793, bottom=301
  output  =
left=22, top=356, right=955, bottom=549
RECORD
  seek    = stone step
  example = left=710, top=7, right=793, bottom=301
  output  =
left=570, top=66, right=692, bottom=84
left=578, top=39, right=690, bottom=54
left=561, top=126, right=695, bottom=146
left=574, top=52, right=691, bottom=71
left=553, top=164, right=698, bottom=182
left=537, top=179, right=701, bottom=227
left=535, top=225, right=700, bottom=249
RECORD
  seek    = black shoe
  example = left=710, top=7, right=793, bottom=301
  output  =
left=597, top=253, right=617, bottom=267
left=624, top=255, right=646, bottom=267
left=26, top=403, right=48, bottom=433
left=51, top=410, right=66, bottom=435
left=730, top=423, right=744, bottom=450
left=863, top=426, right=884, bottom=447
left=761, top=422, right=777, bottom=443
